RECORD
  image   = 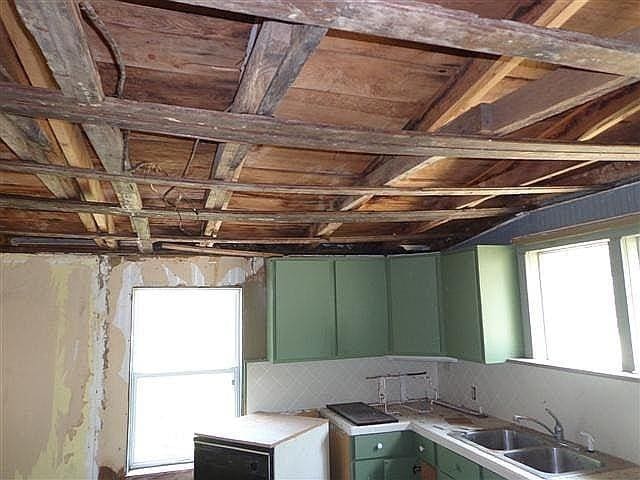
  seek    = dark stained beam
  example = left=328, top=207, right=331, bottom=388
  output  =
left=0, top=159, right=596, bottom=197
left=0, top=193, right=517, bottom=224
left=0, top=83, right=638, bottom=162
left=204, top=21, right=326, bottom=236
left=171, top=0, right=640, bottom=77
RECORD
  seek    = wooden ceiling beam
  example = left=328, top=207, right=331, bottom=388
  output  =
left=0, top=159, right=596, bottom=198
left=171, top=0, right=640, bottom=77
left=159, top=243, right=282, bottom=257
left=1, top=83, right=638, bottom=162
left=13, top=0, right=152, bottom=252
left=314, top=27, right=640, bottom=236
left=203, top=20, right=326, bottom=237
left=0, top=229, right=457, bottom=245
left=0, top=193, right=517, bottom=224
left=0, top=1, right=113, bottom=236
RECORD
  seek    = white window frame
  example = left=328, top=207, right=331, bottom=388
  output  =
left=518, top=225, right=639, bottom=374
left=127, top=287, right=243, bottom=472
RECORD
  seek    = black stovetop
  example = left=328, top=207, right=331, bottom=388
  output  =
left=326, top=402, right=398, bottom=426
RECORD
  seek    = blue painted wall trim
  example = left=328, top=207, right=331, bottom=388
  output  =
left=451, top=180, right=640, bottom=249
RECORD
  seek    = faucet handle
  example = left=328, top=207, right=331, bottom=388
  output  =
left=579, top=431, right=595, bottom=452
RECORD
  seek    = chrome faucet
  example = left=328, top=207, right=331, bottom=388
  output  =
left=513, top=408, right=565, bottom=441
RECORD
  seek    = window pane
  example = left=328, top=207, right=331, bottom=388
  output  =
left=132, top=288, right=239, bottom=373
left=537, top=241, right=621, bottom=370
left=131, top=372, right=236, bottom=467
left=622, top=235, right=640, bottom=372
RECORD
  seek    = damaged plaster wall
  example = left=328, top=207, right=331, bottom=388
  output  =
left=1, top=253, right=266, bottom=480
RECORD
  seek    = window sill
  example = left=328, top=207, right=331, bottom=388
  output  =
left=508, top=358, right=640, bottom=383
left=126, top=463, right=193, bottom=479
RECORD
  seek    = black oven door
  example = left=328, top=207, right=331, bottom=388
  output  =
left=194, top=437, right=272, bottom=480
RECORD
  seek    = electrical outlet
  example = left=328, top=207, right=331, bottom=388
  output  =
left=471, top=384, right=477, bottom=401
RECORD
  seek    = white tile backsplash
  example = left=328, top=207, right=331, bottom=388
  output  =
left=438, top=360, right=640, bottom=464
left=246, top=357, right=438, bottom=413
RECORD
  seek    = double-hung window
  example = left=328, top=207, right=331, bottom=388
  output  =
left=521, top=226, right=640, bottom=374
left=128, top=287, right=242, bottom=472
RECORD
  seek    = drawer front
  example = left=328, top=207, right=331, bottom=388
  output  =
left=482, top=468, right=508, bottom=480
left=354, top=432, right=413, bottom=460
left=354, top=459, right=384, bottom=480
left=436, top=445, right=481, bottom=480
left=415, top=435, right=436, bottom=465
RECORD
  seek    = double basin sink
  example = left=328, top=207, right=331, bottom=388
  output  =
left=452, top=428, right=604, bottom=478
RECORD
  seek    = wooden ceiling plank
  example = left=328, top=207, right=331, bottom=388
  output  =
left=0, top=193, right=517, bottom=224
left=316, top=29, right=640, bottom=236
left=170, top=0, right=640, bottom=77
left=0, top=1, right=113, bottom=235
left=13, top=0, right=152, bottom=252
left=313, top=0, right=590, bottom=236
left=1, top=83, right=638, bottom=162
left=0, top=158, right=595, bottom=197
left=203, top=21, right=326, bottom=236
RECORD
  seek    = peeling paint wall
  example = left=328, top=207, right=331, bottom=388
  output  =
left=1, top=254, right=266, bottom=480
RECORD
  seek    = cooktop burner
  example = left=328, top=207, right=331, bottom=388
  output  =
left=326, top=402, right=398, bottom=426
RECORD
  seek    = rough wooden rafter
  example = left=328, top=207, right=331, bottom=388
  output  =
left=13, top=0, right=152, bottom=252
left=0, top=159, right=596, bottom=198
left=1, top=83, right=638, bottom=162
left=0, top=193, right=517, bottom=224
left=203, top=20, right=326, bottom=236
left=172, top=0, right=640, bottom=77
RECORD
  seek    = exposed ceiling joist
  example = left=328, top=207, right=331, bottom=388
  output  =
left=0, top=193, right=517, bottom=224
left=172, top=0, right=640, bottom=77
left=159, top=243, right=282, bottom=257
left=0, top=229, right=459, bottom=245
left=204, top=20, right=326, bottom=236
left=0, top=83, right=638, bottom=162
left=0, top=159, right=596, bottom=197
left=14, top=0, right=152, bottom=252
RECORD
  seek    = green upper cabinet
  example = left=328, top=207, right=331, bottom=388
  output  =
left=335, top=258, right=389, bottom=357
left=388, top=254, right=442, bottom=355
left=267, top=258, right=336, bottom=362
left=441, top=246, right=523, bottom=363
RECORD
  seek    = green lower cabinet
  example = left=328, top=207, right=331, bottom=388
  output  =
left=415, top=435, right=436, bottom=466
left=438, top=471, right=456, bottom=480
left=354, top=459, right=385, bottom=480
left=436, top=445, right=482, bottom=480
left=383, top=457, right=418, bottom=480
left=482, top=467, right=508, bottom=480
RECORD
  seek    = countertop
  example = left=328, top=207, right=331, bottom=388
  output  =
left=320, top=403, right=640, bottom=480
left=195, top=412, right=328, bottom=449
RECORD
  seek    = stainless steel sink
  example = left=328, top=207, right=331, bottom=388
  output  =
left=504, top=446, right=603, bottom=475
left=461, top=428, right=547, bottom=451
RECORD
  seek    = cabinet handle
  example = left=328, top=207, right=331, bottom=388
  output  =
left=418, top=445, right=425, bottom=452
left=376, top=442, right=383, bottom=450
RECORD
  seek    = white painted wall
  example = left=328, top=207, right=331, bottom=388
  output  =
left=246, top=357, right=438, bottom=413
left=438, top=360, right=640, bottom=464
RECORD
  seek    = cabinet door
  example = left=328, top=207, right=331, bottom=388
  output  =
left=336, top=258, right=389, bottom=357
left=271, top=259, right=336, bottom=361
left=354, top=459, right=384, bottom=480
left=383, top=457, right=417, bottom=480
left=441, top=250, right=484, bottom=362
left=388, top=255, right=442, bottom=355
